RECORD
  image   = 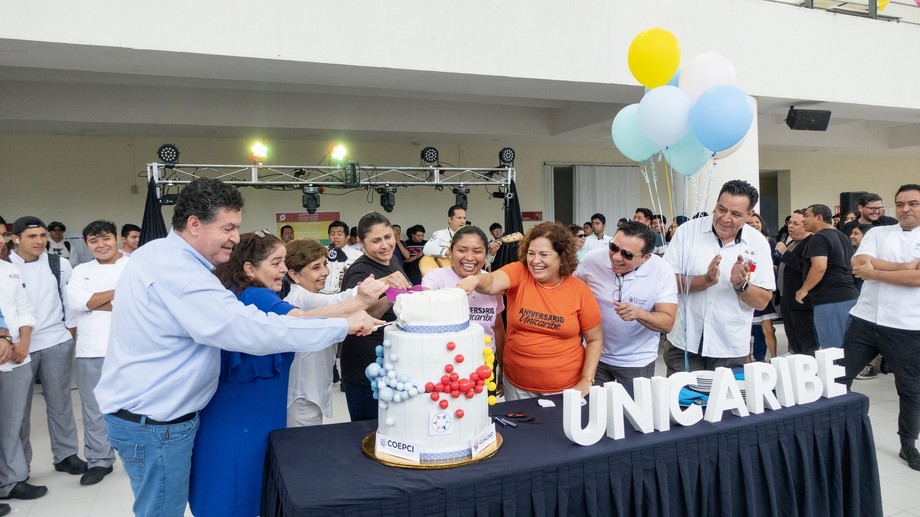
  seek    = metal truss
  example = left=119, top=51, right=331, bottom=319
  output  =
left=146, top=162, right=515, bottom=203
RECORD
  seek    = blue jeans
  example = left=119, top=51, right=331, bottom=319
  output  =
left=813, top=299, right=857, bottom=349
left=104, top=413, right=199, bottom=517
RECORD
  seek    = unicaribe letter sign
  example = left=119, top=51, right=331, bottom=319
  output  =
left=562, top=348, right=847, bottom=446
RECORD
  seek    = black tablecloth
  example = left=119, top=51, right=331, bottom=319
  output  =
left=263, top=392, right=881, bottom=517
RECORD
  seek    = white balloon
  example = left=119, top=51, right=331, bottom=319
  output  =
left=679, top=52, right=736, bottom=102
left=638, top=86, right=692, bottom=148
left=713, top=134, right=746, bottom=160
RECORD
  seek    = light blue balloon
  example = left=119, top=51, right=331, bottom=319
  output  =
left=689, top=85, right=753, bottom=152
left=666, top=130, right=711, bottom=177
left=638, top=86, right=692, bottom=148
left=611, top=103, right=659, bottom=163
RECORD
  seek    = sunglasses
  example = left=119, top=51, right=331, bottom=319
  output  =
left=575, top=233, right=586, bottom=238
left=608, top=242, right=635, bottom=261
left=240, top=228, right=272, bottom=250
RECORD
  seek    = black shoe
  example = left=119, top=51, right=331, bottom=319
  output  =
left=0, top=503, right=10, bottom=516
left=900, top=445, right=920, bottom=472
left=1, top=481, right=48, bottom=500
left=54, top=454, right=88, bottom=475
left=80, top=466, right=114, bottom=486
left=332, top=364, right=341, bottom=384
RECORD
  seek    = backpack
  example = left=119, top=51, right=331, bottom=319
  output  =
left=46, top=240, right=72, bottom=253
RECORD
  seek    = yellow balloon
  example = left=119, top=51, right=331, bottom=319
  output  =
left=627, top=28, right=680, bottom=89
left=488, top=395, right=497, bottom=405
left=488, top=382, right=497, bottom=391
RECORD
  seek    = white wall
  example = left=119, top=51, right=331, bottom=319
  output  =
left=3, top=0, right=918, bottom=110
left=760, top=151, right=920, bottom=214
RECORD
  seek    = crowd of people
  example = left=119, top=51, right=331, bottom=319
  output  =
left=1, top=178, right=918, bottom=517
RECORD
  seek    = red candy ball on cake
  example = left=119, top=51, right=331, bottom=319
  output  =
left=476, top=365, right=492, bottom=379
left=439, top=399, right=449, bottom=409
left=444, top=364, right=454, bottom=374
left=449, top=372, right=460, bottom=382
left=455, top=409, right=464, bottom=418
left=446, top=341, right=456, bottom=351
left=430, top=392, right=439, bottom=401
left=425, top=382, right=435, bottom=392
left=455, top=354, right=464, bottom=363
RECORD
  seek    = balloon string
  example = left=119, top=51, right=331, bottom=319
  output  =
left=652, top=151, right=670, bottom=247
left=675, top=162, right=717, bottom=372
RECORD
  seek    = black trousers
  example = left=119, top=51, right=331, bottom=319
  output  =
left=780, top=303, right=818, bottom=356
left=843, top=316, right=920, bottom=446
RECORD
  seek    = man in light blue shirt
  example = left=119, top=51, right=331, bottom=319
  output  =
left=95, top=178, right=380, bottom=517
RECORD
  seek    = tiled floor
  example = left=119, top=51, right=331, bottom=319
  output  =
left=6, top=324, right=919, bottom=516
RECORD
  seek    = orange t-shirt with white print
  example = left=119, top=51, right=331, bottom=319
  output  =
left=500, top=261, right=602, bottom=393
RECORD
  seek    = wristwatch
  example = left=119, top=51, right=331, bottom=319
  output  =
left=734, top=281, right=749, bottom=293
left=0, top=335, right=12, bottom=344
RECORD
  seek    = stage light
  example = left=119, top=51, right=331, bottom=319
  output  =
left=250, top=141, right=268, bottom=162
left=344, top=162, right=359, bottom=187
left=157, top=144, right=180, bottom=167
left=158, top=193, right=178, bottom=206
left=302, top=185, right=321, bottom=215
left=498, top=147, right=515, bottom=166
left=378, top=186, right=397, bottom=213
left=452, top=186, right=469, bottom=210
left=489, top=186, right=513, bottom=200
left=331, top=144, right=348, bottom=162
left=420, top=146, right=439, bottom=164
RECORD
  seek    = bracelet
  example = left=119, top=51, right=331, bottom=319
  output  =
left=581, top=375, right=595, bottom=384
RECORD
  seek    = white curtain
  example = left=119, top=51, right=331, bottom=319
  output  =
left=573, top=165, right=640, bottom=227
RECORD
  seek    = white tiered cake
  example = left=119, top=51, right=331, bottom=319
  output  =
left=365, top=288, right=498, bottom=466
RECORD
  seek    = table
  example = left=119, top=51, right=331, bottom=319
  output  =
left=263, top=392, right=882, bottom=517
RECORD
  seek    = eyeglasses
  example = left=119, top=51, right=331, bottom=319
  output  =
left=575, top=233, right=586, bottom=238
left=613, top=273, right=623, bottom=303
left=864, top=206, right=883, bottom=212
left=608, top=242, right=635, bottom=261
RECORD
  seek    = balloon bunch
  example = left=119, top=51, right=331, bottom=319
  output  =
left=612, top=28, right=754, bottom=177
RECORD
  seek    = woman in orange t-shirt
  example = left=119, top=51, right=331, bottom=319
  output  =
left=457, top=222, right=602, bottom=400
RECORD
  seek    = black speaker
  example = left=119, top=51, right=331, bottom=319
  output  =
left=785, top=107, right=832, bottom=131
left=840, top=191, right=867, bottom=216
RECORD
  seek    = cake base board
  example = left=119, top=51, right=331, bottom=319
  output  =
left=361, top=432, right=502, bottom=469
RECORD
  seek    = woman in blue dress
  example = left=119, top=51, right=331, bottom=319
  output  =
left=188, top=230, right=383, bottom=517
